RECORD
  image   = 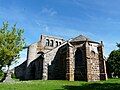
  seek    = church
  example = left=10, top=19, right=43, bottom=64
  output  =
left=15, top=34, right=107, bottom=81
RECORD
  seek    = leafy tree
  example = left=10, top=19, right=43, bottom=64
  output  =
left=0, top=22, right=26, bottom=71
left=116, top=43, right=120, bottom=49
left=107, top=43, right=120, bottom=77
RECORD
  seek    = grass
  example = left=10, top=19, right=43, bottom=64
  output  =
left=0, top=78, right=120, bottom=90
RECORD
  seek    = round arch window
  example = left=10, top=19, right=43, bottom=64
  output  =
left=91, top=51, right=95, bottom=57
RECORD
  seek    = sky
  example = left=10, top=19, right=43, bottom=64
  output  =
left=0, top=0, right=120, bottom=68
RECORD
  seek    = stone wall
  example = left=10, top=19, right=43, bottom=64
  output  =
left=42, top=41, right=68, bottom=80
left=38, top=34, right=65, bottom=53
left=85, top=41, right=107, bottom=81
left=98, top=43, right=108, bottom=80
left=15, top=60, right=27, bottom=80
left=27, top=42, right=38, bottom=67
left=24, top=56, right=43, bottom=80
left=89, top=42, right=100, bottom=81
left=66, top=43, right=74, bottom=81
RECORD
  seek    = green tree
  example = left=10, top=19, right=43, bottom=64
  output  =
left=0, top=22, right=26, bottom=71
left=117, top=43, right=120, bottom=49
left=107, top=43, right=120, bottom=77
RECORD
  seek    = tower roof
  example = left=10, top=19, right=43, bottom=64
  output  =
left=70, top=35, right=93, bottom=42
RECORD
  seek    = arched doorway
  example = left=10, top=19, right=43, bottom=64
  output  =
left=74, top=48, right=86, bottom=81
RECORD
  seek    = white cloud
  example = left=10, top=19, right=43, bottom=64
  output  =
left=41, top=7, right=57, bottom=16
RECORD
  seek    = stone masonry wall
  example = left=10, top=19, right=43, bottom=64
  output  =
left=25, top=42, right=38, bottom=80
left=66, top=44, right=74, bottom=81
left=15, top=60, right=27, bottom=80
left=39, top=34, right=65, bottom=53
left=42, top=41, right=68, bottom=80
left=27, top=43, right=38, bottom=67
left=98, top=44, right=108, bottom=80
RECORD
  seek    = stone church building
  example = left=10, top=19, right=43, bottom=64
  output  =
left=15, top=34, right=107, bottom=81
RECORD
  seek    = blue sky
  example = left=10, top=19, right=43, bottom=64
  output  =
left=0, top=0, right=120, bottom=67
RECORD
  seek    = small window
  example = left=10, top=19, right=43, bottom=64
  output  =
left=46, top=39, right=49, bottom=46
left=59, top=42, right=61, bottom=45
left=91, top=51, right=95, bottom=57
left=56, top=41, right=58, bottom=47
left=50, top=40, right=54, bottom=47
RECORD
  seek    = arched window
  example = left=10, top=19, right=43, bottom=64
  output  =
left=56, top=41, right=58, bottom=47
left=50, top=40, right=54, bottom=47
left=91, top=51, right=95, bottom=58
left=46, top=39, right=49, bottom=46
left=59, top=42, right=61, bottom=45
left=75, top=48, right=86, bottom=81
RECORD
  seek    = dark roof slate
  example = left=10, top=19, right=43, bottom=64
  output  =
left=70, top=35, right=93, bottom=42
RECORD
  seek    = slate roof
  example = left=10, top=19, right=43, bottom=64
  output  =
left=70, top=35, right=93, bottom=42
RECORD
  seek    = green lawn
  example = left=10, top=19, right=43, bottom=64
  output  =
left=0, top=78, right=120, bottom=90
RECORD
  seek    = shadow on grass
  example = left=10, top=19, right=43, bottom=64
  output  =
left=63, top=83, right=120, bottom=90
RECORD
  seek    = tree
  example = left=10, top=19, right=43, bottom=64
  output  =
left=117, top=43, right=120, bottom=49
left=0, top=22, right=26, bottom=71
left=107, top=43, right=120, bottom=78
